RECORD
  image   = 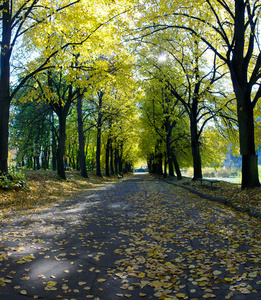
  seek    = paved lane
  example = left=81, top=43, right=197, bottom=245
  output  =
left=0, top=174, right=260, bottom=299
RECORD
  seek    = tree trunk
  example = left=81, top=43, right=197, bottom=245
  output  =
left=35, top=155, right=40, bottom=170
left=166, top=135, right=175, bottom=176
left=147, top=154, right=152, bottom=173
left=155, top=152, right=163, bottom=175
left=163, top=153, right=167, bottom=178
left=57, top=113, right=66, bottom=179
left=172, top=150, right=182, bottom=180
left=228, top=1, right=260, bottom=189
left=119, top=143, right=123, bottom=175
left=105, top=137, right=110, bottom=176
left=114, top=147, right=119, bottom=174
left=21, top=156, right=25, bottom=167
left=42, top=153, right=45, bottom=170
left=0, top=1, right=11, bottom=174
left=42, top=148, right=48, bottom=170
left=77, top=90, right=88, bottom=178
left=190, top=120, right=202, bottom=180
left=51, top=112, right=57, bottom=171
left=96, top=123, right=102, bottom=177
left=237, top=91, right=260, bottom=188
left=230, top=71, right=260, bottom=188
left=96, top=92, right=103, bottom=177
left=110, top=143, right=114, bottom=175
left=28, top=149, right=34, bottom=169
left=154, top=142, right=163, bottom=175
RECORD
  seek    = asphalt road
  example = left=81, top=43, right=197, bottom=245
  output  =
left=0, top=173, right=261, bottom=300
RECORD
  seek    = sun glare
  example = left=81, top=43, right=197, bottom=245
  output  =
left=158, top=53, right=167, bottom=62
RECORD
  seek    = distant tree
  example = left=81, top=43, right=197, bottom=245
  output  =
left=141, top=83, right=190, bottom=178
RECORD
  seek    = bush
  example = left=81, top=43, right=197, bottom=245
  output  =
left=203, top=172, right=215, bottom=178
left=0, top=170, right=28, bottom=190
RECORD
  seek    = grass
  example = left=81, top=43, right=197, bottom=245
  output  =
left=0, top=170, right=120, bottom=218
left=1, top=170, right=261, bottom=219
left=172, top=177, right=261, bottom=216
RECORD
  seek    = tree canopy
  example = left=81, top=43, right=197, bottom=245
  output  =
left=2, top=0, right=261, bottom=188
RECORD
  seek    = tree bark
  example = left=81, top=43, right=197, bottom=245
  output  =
left=166, top=137, right=175, bottom=177
left=163, top=153, right=167, bottom=178
left=0, top=1, right=11, bottom=174
left=229, top=0, right=261, bottom=189
left=56, top=113, right=67, bottom=179
left=52, top=132, right=57, bottom=171
left=155, top=152, right=163, bottom=175
left=119, top=142, right=123, bottom=175
left=77, top=90, right=88, bottom=178
left=114, top=147, right=119, bottom=174
left=34, top=155, right=40, bottom=170
left=105, top=137, right=111, bottom=176
left=190, top=119, right=202, bottom=180
left=96, top=124, right=102, bottom=177
left=229, top=0, right=260, bottom=188
left=155, top=142, right=163, bottom=175
left=110, top=142, right=114, bottom=175
left=172, top=150, right=182, bottom=180
left=233, top=84, right=260, bottom=188
left=95, top=92, right=103, bottom=177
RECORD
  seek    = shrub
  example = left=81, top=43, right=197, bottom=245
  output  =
left=0, top=170, right=28, bottom=190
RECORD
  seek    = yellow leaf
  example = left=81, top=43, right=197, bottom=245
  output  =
left=20, top=290, right=27, bottom=295
left=213, top=270, right=222, bottom=276
left=151, top=281, right=162, bottom=288
left=47, top=281, right=57, bottom=286
left=176, top=293, right=187, bottom=299
left=154, top=291, right=162, bottom=297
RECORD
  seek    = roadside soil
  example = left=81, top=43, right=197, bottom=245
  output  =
left=0, top=172, right=261, bottom=300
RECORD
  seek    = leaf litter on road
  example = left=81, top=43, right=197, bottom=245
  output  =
left=0, top=173, right=260, bottom=299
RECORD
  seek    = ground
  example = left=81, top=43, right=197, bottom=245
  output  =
left=0, top=171, right=261, bottom=300
left=1, top=171, right=261, bottom=218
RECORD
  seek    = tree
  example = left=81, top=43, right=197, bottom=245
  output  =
left=182, top=0, right=261, bottom=188
left=95, top=90, right=105, bottom=177
left=140, top=79, right=191, bottom=178
left=133, top=0, right=261, bottom=188
left=17, top=70, right=80, bottom=179
left=0, top=0, right=81, bottom=174
left=46, top=70, right=79, bottom=179
left=10, top=100, right=53, bottom=170
left=158, top=34, right=236, bottom=180
left=77, top=89, right=88, bottom=178
left=1, top=0, right=135, bottom=176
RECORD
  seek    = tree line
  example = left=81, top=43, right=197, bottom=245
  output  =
left=1, top=0, right=261, bottom=188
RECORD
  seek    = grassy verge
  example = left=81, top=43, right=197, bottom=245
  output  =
left=0, top=170, right=119, bottom=218
left=171, top=177, right=261, bottom=216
